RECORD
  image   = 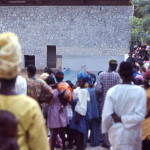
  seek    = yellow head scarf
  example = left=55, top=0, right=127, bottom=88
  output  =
left=0, top=32, right=21, bottom=79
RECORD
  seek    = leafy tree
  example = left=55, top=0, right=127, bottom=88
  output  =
left=131, top=0, right=150, bottom=44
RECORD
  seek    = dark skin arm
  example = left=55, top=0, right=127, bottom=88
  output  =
left=50, top=83, right=57, bottom=89
left=112, top=113, right=122, bottom=123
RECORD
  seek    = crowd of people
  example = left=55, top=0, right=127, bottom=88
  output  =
left=0, top=32, right=150, bottom=150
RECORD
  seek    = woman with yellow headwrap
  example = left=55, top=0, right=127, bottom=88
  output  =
left=0, top=32, right=50, bottom=150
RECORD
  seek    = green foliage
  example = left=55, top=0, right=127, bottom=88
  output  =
left=131, top=0, right=150, bottom=44
left=131, top=16, right=144, bottom=43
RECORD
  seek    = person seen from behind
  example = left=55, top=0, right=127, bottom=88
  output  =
left=45, top=76, right=63, bottom=149
left=46, top=75, right=69, bottom=150
left=26, top=64, right=53, bottom=106
left=0, top=32, right=50, bottom=150
left=102, top=61, right=146, bottom=150
left=86, top=73, right=100, bottom=147
left=54, top=71, right=73, bottom=107
left=70, top=72, right=91, bottom=150
left=95, top=58, right=121, bottom=148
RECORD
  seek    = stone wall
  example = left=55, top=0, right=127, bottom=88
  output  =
left=0, top=6, right=132, bottom=69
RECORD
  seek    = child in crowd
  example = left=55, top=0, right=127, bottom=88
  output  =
left=46, top=75, right=69, bottom=150
left=70, top=72, right=92, bottom=150
left=0, top=110, right=19, bottom=150
left=44, top=76, right=62, bottom=148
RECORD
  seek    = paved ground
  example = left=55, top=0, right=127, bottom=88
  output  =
left=86, top=145, right=108, bottom=150
left=55, top=146, right=108, bottom=150
left=54, top=144, right=109, bottom=150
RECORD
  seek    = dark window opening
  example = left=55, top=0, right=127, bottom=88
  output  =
left=24, top=55, right=35, bottom=67
left=47, top=45, right=56, bottom=68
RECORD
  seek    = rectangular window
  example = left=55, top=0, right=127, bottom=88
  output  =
left=24, top=55, right=35, bottom=67
left=47, top=45, right=56, bottom=68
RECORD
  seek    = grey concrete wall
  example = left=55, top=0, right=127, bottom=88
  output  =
left=0, top=6, right=132, bottom=70
left=62, top=55, right=125, bottom=71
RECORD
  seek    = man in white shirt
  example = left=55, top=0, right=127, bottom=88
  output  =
left=102, top=62, right=146, bottom=150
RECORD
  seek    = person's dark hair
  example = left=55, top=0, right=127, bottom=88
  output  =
left=118, top=61, right=133, bottom=77
left=0, top=110, right=19, bottom=150
left=138, top=61, right=144, bottom=67
left=44, top=67, right=53, bottom=75
left=66, top=80, right=74, bottom=89
left=45, top=76, right=55, bottom=85
left=0, top=110, right=18, bottom=137
left=27, top=65, right=36, bottom=76
left=55, top=71, right=64, bottom=82
left=109, top=64, right=117, bottom=71
left=134, top=78, right=143, bottom=86
left=44, top=67, right=48, bottom=73
left=90, top=73, right=96, bottom=86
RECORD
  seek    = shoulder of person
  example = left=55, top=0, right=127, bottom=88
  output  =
left=78, top=88, right=89, bottom=94
left=132, top=84, right=145, bottom=92
left=112, top=72, right=120, bottom=76
left=108, top=84, right=119, bottom=92
left=37, top=78, right=46, bottom=83
left=16, top=95, right=40, bottom=109
left=17, top=75, right=26, bottom=80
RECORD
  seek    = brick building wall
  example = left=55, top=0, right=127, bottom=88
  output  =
left=0, top=6, right=132, bottom=70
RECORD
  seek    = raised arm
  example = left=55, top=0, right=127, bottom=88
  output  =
left=40, top=80, right=54, bottom=103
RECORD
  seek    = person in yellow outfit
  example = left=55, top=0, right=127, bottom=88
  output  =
left=142, top=69, right=150, bottom=149
left=0, top=32, right=51, bottom=150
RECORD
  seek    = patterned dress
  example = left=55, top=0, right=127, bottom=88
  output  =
left=26, top=78, right=53, bottom=102
left=95, top=71, right=121, bottom=145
